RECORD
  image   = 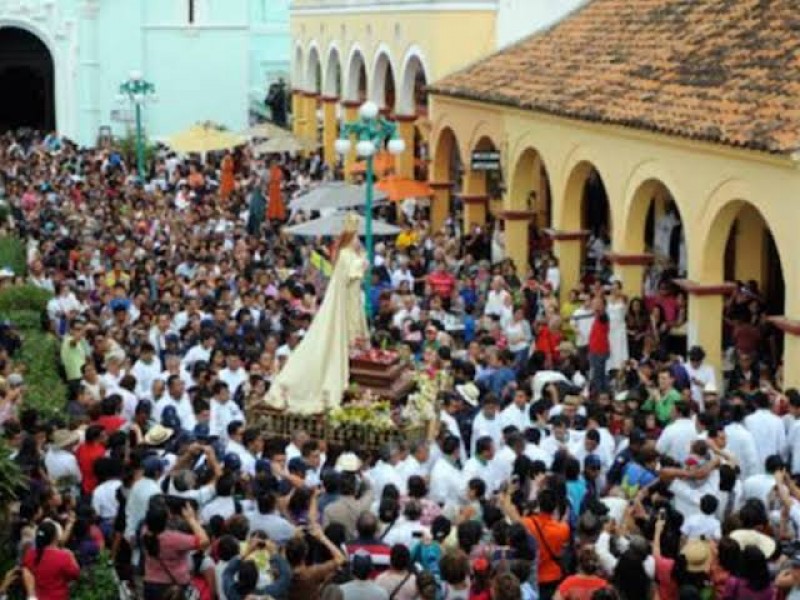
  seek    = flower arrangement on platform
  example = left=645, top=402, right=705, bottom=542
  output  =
left=328, top=389, right=395, bottom=431
left=400, top=371, right=443, bottom=426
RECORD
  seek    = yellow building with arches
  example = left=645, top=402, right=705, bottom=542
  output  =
left=288, top=0, right=584, bottom=180
left=427, top=0, right=800, bottom=382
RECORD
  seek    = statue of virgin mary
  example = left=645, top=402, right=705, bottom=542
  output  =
left=264, top=212, right=369, bottom=414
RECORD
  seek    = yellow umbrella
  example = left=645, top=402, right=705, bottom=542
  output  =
left=244, top=122, right=293, bottom=139
left=167, top=123, right=246, bottom=153
left=254, top=135, right=321, bottom=155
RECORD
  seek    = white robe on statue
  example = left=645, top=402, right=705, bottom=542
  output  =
left=264, top=245, right=369, bottom=414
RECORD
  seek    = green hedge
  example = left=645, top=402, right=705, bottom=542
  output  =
left=0, top=236, right=26, bottom=277
left=0, top=284, right=53, bottom=314
left=14, top=311, right=65, bottom=422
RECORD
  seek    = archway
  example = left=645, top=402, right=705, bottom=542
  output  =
left=323, top=47, right=342, bottom=98
left=507, top=147, right=553, bottom=272
left=563, top=161, right=611, bottom=277
left=399, top=53, right=428, bottom=117
left=702, top=200, right=785, bottom=367
left=345, top=48, right=367, bottom=103
left=430, top=126, right=463, bottom=230
left=292, top=44, right=304, bottom=89
left=623, top=179, right=686, bottom=296
left=371, top=52, right=396, bottom=114
left=305, top=46, right=322, bottom=94
left=0, top=27, right=54, bottom=131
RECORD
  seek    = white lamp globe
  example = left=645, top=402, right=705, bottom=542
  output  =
left=133, top=93, right=145, bottom=105
left=334, top=138, right=352, bottom=156
left=356, top=140, right=376, bottom=157
left=387, top=138, right=406, bottom=155
left=129, top=70, right=143, bottom=82
left=114, top=93, right=126, bottom=105
left=359, top=101, right=379, bottom=120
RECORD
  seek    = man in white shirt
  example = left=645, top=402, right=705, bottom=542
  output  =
left=209, top=381, right=245, bottom=441
left=656, top=403, right=699, bottom=464
left=745, top=392, right=787, bottom=467
left=226, top=422, right=261, bottom=477
left=570, top=294, right=595, bottom=352
left=464, top=436, right=502, bottom=494
left=684, top=346, right=717, bottom=412
left=499, top=388, right=532, bottom=432
left=440, top=393, right=468, bottom=461
left=219, top=352, right=247, bottom=398
left=471, top=395, right=503, bottom=456
left=154, top=375, right=197, bottom=431
left=494, top=430, right=526, bottom=486
left=125, top=456, right=166, bottom=541
left=131, top=343, right=163, bottom=399
left=182, top=333, right=215, bottom=371
left=44, top=430, right=82, bottom=490
left=367, top=443, right=407, bottom=500
left=429, top=436, right=465, bottom=506
left=200, top=473, right=244, bottom=525
left=246, top=493, right=296, bottom=543
left=399, top=440, right=431, bottom=483
left=725, top=405, right=762, bottom=480
left=743, top=455, right=785, bottom=508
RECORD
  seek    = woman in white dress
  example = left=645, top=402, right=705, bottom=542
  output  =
left=264, top=213, right=369, bottom=414
left=606, top=280, right=629, bottom=372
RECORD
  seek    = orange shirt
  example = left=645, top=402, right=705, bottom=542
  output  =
left=557, top=574, right=608, bottom=600
left=523, top=513, right=570, bottom=584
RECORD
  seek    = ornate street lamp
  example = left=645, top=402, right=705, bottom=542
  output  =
left=335, top=101, right=406, bottom=317
left=116, top=70, right=157, bottom=180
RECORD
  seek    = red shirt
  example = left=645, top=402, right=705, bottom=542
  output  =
left=144, top=531, right=200, bottom=585
left=427, top=270, right=456, bottom=299
left=588, top=313, right=610, bottom=355
left=95, top=415, right=125, bottom=435
left=76, top=441, right=106, bottom=494
left=22, top=546, right=80, bottom=600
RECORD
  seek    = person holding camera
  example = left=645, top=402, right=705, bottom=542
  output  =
left=141, top=500, right=210, bottom=599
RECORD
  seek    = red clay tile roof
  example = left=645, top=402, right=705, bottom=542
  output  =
left=430, top=0, right=800, bottom=155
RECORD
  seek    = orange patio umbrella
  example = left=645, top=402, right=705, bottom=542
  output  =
left=376, top=175, right=434, bottom=202
left=348, top=151, right=396, bottom=176
left=349, top=152, right=428, bottom=176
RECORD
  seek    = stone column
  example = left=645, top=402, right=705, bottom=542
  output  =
left=395, top=115, right=416, bottom=179
left=677, top=280, right=737, bottom=378
left=321, top=96, right=338, bottom=168
left=291, top=90, right=303, bottom=137
left=461, top=169, right=487, bottom=229
left=548, top=231, right=590, bottom=299
left=429, top=181, right=451, bottom=233
left=606, top=253, right=654, bottom=297
left=341, top=101, right=360, bottom=181
left=769, top=319, right=800, bottom=390
left=502, top=211, right=535, bottom=276
left=302, top=92, right=319, bottom=141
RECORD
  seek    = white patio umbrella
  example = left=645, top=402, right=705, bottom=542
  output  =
left=289, top=182, right=387, bottom=212
left=243, top=122, right=293, bottom=139
left=253, top=135, right=320, bottom=155
left=283, top=213, right=401, bottom=238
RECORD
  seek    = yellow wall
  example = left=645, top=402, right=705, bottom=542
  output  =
left=291, top=9, right=496, bottom=112
left=429, top=93, right=800, bottom=382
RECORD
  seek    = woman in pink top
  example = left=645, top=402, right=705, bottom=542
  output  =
left=142, top=502, right=210, bottom=599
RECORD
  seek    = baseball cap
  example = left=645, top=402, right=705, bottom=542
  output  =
left=142, top=455, right=168, bottom=477
left=584, top=454, right=603, bottom=470
left=630, top=429, right=647, bottom=445
left=161, top=406, right=182, bottom=431
left=223, top=453, right=242, bottom=472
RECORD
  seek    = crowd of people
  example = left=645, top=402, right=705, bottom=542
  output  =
left=0, top=128, right=797, bottom=600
